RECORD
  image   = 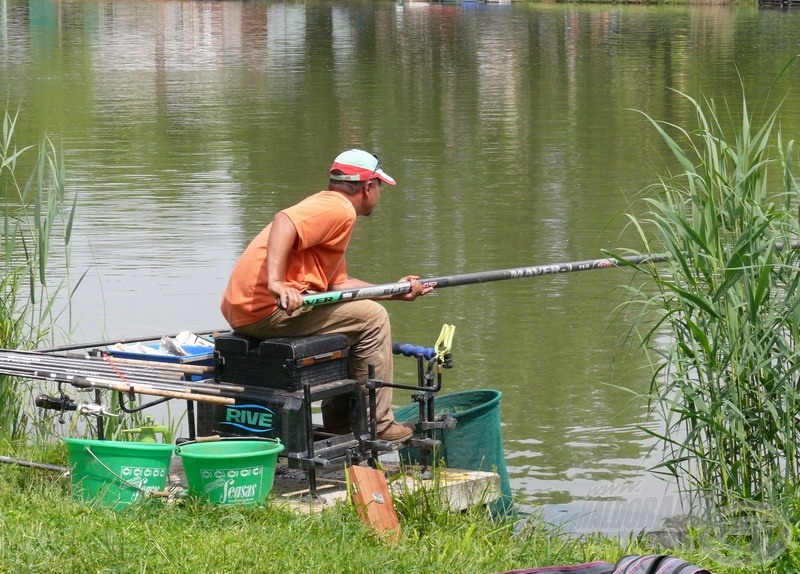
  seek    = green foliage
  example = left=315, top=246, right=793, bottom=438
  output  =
left=0, top=457, right=662, bottom=574
left=0, top=109, right=79, bottom=442
left=623, top=86, right=800, bottom=512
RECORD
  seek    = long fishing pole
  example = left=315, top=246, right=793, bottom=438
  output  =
left=67, top=376, right=235, bottom=405
left=98, top=354, right=213, bottom=376
left=0, top=455, right=68, bottom=474
left=0, top=348, right=220, bottom=386
left=35, top=329, right=223, bottom=354
left=0, top=351, right=197, bottom=388
left=298, top=252, right=668, bottom=308
left=0, top=363, right=235, bottom=405
left=0, top=350, right=244, bottom=393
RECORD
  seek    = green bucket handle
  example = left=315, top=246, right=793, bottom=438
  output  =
left=82, top=445, right=161, bottom=496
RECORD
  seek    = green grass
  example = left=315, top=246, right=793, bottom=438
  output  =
left=0, top=452, right=748, bottom=574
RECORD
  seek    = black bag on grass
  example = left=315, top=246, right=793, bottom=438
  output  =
left=495, top=562, right=613, bottom=574
left=494, top=554, right=710, bottom=574
left=614, top=554, right=710, bottom=574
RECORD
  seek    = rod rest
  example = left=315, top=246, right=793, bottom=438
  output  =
left=392, top=342, right=437, bottom=360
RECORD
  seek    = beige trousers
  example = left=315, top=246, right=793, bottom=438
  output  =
left=233, top=300, right=396, bottom=433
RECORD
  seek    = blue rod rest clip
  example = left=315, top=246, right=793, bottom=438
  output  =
left=392, top=343, right=437, bottom=360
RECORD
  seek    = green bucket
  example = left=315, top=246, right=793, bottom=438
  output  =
left=64, top=437, right=175, bottom=511
left=176, top=438, right=284, bottom=505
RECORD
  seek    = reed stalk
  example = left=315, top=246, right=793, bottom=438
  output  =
left=0, top=109, right=77, bottom=442
left=623, top=88, right=800, bottom=509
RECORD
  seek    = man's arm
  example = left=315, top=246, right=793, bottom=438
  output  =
left=267, top=212, right=304, bottom=313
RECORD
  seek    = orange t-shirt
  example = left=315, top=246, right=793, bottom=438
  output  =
left=220, top=191, right=356, bottom=328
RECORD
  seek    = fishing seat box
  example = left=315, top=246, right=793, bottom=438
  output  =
left=213, top=332, right=349, bottom=391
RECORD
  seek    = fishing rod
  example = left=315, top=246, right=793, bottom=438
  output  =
left=22, top=350, right=240, bottom=392
left=0, top=350, right=219, bottom=391
left=0, top=455, right=68, bottom=474
left=35, top=329, right=223, bottom=354
left=0, top=362, right=235, bottom=405
left=0, top=352, right=244, bottom=395
left=294, top=240, right=800, bottom=308
left=97, top=354, right=213, bottom=376
left=297, top=252, right=668, bottom=308
left=66, top=376, right=234, bottom=404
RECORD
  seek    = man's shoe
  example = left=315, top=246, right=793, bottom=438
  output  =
left=377, top=422, right=414, bottom=443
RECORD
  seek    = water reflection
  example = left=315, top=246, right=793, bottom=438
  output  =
left=2, top=0, right=800, bottom=531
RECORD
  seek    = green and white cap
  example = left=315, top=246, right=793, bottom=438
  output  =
left=329, top=149, right=396, bottom=185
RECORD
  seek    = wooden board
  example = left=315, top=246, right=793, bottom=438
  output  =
left=347, top=465, right=400, bottom=544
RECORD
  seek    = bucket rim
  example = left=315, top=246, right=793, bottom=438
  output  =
left=176, top=437, right=284, bottom=459
left=63, top=437, right=176, bottom=452
left=178, top=436, right=282, bottom=445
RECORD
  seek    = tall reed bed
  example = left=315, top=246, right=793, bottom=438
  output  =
left=1, top=110, right=77, bottom=441
left=623, top=89, right=800, bottom=509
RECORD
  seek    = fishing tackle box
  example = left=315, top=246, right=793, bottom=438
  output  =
left=213, top=332, right=349, bottom=391
left=195, top=376, right=365, bottom=464
left=199, top=332, right=364, bottom=470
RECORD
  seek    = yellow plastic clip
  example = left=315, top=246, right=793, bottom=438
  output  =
left=434, top=324, right=455, bottom=363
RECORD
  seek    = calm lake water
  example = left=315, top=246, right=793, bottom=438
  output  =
left=2, top=0, right=800, bottom=532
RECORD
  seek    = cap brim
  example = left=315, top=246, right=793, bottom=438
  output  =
left=330, top=162, right=397, bottom=185
left=375, top=169, right=396, bottom=186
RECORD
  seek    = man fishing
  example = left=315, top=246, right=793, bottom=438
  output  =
left=220, top=149, right=432, bottom=443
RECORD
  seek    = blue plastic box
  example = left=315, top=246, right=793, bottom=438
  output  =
left=107, top=343, right=214, bottom=366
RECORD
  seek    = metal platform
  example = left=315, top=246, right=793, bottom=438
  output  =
left=274, top=466, right=500, bottom=514
left=168, top=458, right=500, bottom=514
